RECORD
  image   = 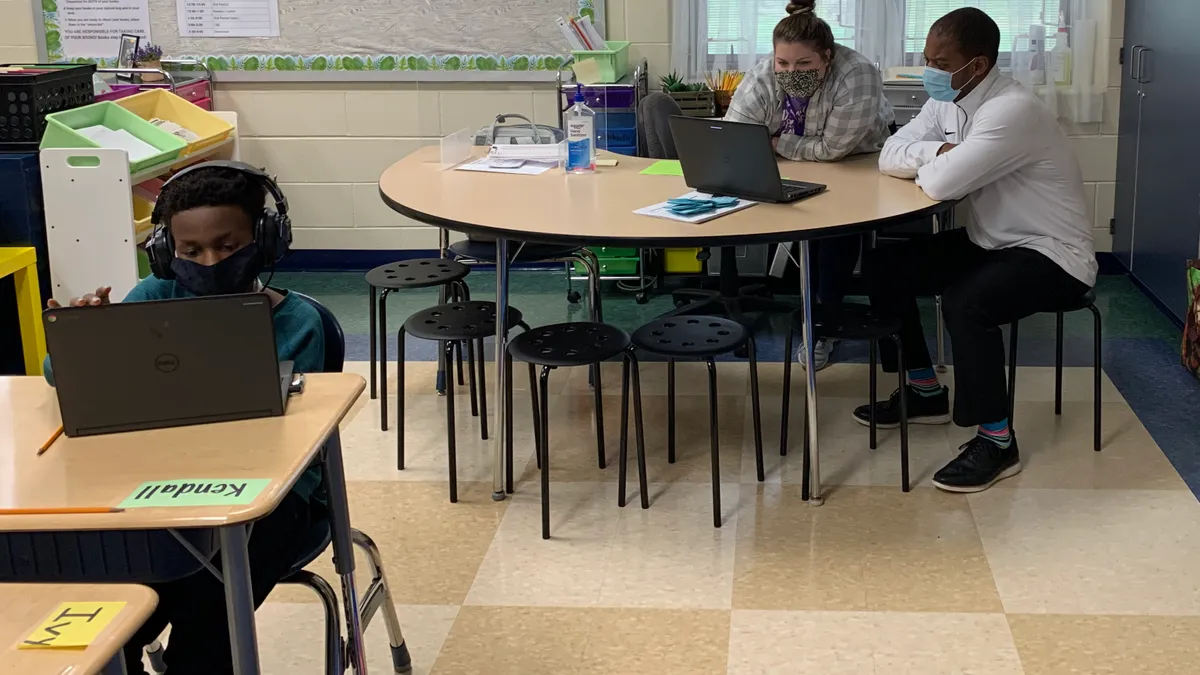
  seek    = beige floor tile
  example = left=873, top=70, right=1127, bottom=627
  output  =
left=733, top=485, right=1003, bottom=612
left=1008, top=614, right=1200, bottom=675
left=340, top=384, right=541, bottom=484
left=1007, top=365, right=1121, bottom=404
left=256, top=602, right=458, bottom=675
left=271, top=481, right=506, bottom=605
left=519, top=393, right=747, bottom=485
left=432, top=606, right=729, bottom=675
left=969, top=488, right=1200, bottom=614
left=951, top=401, right=1186, bottom=490
left=729, top=610, right=1024, bottom=674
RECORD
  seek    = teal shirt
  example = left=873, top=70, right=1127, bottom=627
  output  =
left=42, top=276, right=328, bottom=503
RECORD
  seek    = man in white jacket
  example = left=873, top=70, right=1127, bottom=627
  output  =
left=858, top=8, right=1096, bottom=493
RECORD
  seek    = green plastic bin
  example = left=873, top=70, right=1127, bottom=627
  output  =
left=571, top=41, right=630, bottom=84
left=574, top=257, right=638, bottom=276
left=40, top=101, right=188, bottom=173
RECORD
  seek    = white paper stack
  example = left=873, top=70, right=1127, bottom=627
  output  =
left=635, top=191, right=759, bottom=224
left=77, top=125, right=160, bottom=162
left=488, top=144, right=563, bottom=162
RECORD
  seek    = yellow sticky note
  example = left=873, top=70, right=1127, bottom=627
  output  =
left=19, top=602, right=127, bottom=649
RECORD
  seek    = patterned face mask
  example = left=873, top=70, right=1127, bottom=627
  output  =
left=775, top=68, right=824, bottom=98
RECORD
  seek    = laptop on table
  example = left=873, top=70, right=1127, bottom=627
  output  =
left=44, top=293, right=293, bottom=437
left=667, top=116, right=827, bottom=204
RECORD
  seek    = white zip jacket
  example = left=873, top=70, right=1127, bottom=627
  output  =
left=879, top=68, right=1097, bottom=286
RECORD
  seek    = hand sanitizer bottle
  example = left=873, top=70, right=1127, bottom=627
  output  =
left=566, top=84, right=596, bottom=174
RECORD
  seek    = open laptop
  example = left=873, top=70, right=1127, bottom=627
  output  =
left=44, top=293, right=293, bottom=437
left=668, top=116, right=827, bottom=204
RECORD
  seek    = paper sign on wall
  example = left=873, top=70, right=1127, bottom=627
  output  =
left=118, top=479, right=272, bottom=508
left=56, top=0, right=152, bottom=60
left=19, top=602, right=127, bottom=649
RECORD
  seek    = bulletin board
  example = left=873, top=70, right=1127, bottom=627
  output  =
left=39, top=0, right=601, bottom=78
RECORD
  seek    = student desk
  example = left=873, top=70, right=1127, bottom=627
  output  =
left=0, top=374, right=369, bottom=675
left=1, top=583, right=157, bottom=675
left=378, top=147, right=947, bottom=505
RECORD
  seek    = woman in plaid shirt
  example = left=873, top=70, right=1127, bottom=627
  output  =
left=725, top=0, right=894, bottom=370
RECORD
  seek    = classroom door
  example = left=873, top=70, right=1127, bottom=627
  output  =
left=1112, top=0, right=1147, bottom=271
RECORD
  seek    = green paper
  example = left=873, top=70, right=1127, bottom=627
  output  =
left=640, top=160, right=684, bottom=177
left=118, top=479, right=272, bottom=508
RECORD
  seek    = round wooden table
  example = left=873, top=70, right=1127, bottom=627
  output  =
left=379, top=146, right=947, bottom=504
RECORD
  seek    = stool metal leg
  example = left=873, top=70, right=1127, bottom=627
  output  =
left=445, top=341, right=458, bottom=504
left=529, top=362, right=542, bottom=470
left=539, top=366, right=552, bottom=539
left=895, top=335, right=910, bottom=492
left=593, top=361, right=606, bottom=469
left=869, top=339, right=878, bottom=450
left=630, top=351, right=649, bottom=509
left=667, top=358, right=677, bottom=463
left=505, top=351, right=514, bottom=493
left=748, top=338, right=765, bottom=483
left=477, top=338, right=489, bottom=441
left=1055, top=312, right=1064, bottom=416
left=1089, top=304, right=1103, bottom=452
left=379, top=289, right=391, bottom=432
left=466, top=339, right=479, bottom=418
left=1008, top=322, right=1019, bottom=423
left=452, top=282, right=470, bottom=389
left=706, top=358, right=722, bottom=528
left=397, top=328, right=406, bottom=471
left=369, top=285, right=378, bottom=400
left=618, top=356, right=631, bottom=507
left=780, top=325, right=793, bottom=457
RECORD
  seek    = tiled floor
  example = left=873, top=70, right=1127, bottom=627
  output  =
left=239, top=270, right=1200, bottom=674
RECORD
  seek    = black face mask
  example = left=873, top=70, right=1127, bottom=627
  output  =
left=170, top=243, right=264, bottom=296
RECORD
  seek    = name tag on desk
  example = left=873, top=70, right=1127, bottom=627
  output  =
left=118, top=479, right=272, bottom=508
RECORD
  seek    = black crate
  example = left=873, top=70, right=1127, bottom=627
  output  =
left=0, top=63, right=97, bottom=151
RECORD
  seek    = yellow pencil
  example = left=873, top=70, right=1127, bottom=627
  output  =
left=37, top=425, right=64, bottom=456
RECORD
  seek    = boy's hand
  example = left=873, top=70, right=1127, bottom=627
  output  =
left=937, top=143, right=958, bottom=156
left=47, top=286, right=112, bottom=309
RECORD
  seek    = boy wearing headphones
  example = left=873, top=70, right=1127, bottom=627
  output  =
left=43, top=162, right=328, bottom=675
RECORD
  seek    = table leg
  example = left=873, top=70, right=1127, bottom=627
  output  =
left=797, top=241, right=822, bottom=505
left=219, top=524, right=261, bottom=675
left=492, top=237, right=510, bottom=502
left=933, top=212, right=947, bottom=373
left=323, top=428, right=369, bottom=674
left=436, top=227, right=451, bottom=395
left=14, top=264, right=47, bottom=376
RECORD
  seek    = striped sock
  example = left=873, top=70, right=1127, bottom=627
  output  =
left=978, top=419, right=1012, bottom=448
left=907, top=367, right=942, bottom=397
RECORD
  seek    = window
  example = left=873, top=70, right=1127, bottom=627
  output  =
left=706, top=0, right=1061, bottom=64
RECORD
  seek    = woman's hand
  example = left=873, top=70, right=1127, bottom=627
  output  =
left=47, top=286, right=112, bottom=309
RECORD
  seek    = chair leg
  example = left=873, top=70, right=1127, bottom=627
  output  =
left=630, top=352, right=649, bottom=509
left=396, top=328, right=406, bottom=471
left=618, top=356, right=630, bottom=507
left=1090, top=304, right=1103, bottom=452
left=1008, top=321, right=1019, bottom=423
left=529, top=362, right=542, bottom=470
left=477, top=338, right=489, bottom=441
left=351, top=530, right=412, bottom=674
left=869, top=338, right=878, bottom=450
left=539, top=366, right=552, bottom=539
left=369, top=285, right=378, bottom=400
left=505, top=352, right=514, bottom=494
left=706, top=358, right=722, bottom=528
left=592, top=361, right=606, bottom=469
left=780, top=325, right=793, bottom=457
left=748, top=338, right=765, bottom=483
left=667, top=357, right=677, bottom=464
left=445, top=341, right=458, bottom=504
left=466, top=339, right=479, bottom=418
left=378, top=289, right=390, bottom=432
left=894, top=336, right=910, bottom=492
left=286, top=571, right=344, bottom=675
left=1055, top=312, right=1064, bottom=416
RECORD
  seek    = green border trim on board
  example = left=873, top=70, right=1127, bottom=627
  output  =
left=42, top=0, right=595, bottom=72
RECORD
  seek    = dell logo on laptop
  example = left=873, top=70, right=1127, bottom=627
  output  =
left=155, top=354, right=180, bottom=373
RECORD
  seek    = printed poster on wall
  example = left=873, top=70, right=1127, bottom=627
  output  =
left=56, top=0, right=152, bottom=60
left=176, top=0, right=280, bottom=38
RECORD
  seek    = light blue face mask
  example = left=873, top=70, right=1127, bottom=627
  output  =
left=922, top=58, right=979, bottom=102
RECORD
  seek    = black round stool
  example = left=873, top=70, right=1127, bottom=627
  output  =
left=367, top=258, right=471, bottom=431
left=781, top=303, right=911, bottom=493
left=509, top=322, right=646, bottom=540
left=398, top=301, right=526, bottom=503
left=631, top=316, right=764, bottom=528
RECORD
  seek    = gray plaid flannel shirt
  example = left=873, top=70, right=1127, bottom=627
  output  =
left=724, top=45, right=894, bottom=162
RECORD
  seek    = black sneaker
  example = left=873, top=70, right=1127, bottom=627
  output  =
left=933, top=435, right=1022, bottom=493
left=852, top=385, right=951, bottom=429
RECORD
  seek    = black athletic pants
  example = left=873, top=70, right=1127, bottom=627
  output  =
left=122, top=491, right=325, bottom=675
left=866, top=228, right=1089, bottom=427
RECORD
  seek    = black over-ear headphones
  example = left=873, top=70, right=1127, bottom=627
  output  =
left=146, top=160, right=293, bottom=280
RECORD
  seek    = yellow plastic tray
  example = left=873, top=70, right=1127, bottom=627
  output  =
left=116, top=89, right=232, bottom=155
